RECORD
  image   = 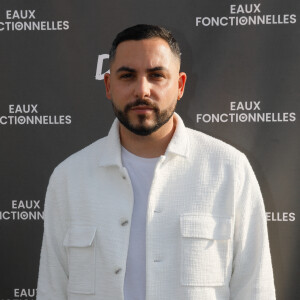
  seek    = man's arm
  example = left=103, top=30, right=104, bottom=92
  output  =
left=230, top=154, right=276, bottom=299
left=36, top=170, right=69, bottom=300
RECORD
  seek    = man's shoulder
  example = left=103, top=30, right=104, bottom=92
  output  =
left=185, top=127, right=246, bottom=163
left=51, top=136, right=107, bottom=177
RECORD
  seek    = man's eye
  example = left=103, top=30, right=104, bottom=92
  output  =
left=120, top=73, right=133, bottom=79
left=150, top=73, right=164, bottom=78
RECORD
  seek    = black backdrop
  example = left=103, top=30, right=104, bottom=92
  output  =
left=0, top=0, right=299, bottom=299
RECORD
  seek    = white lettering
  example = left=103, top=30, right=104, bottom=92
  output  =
left=12, top=200, right=17, bottom=209
left=230, top=4, right=261, bottom=14
left=31, top=104, right=38, bottom=113
left=7, top=10, right=36, bottom=20
left=9, top=104, right=14, bottom=113
left=290, top=213, right=296, bottom=221
left=253, top=101, right=261, bottom=110
left=14, top=288, right=37, bottom=297
left=230, top=102, right=236, bottom=110
left=196, top=114, right=202, bottom=122
left=230, top=101, right=261, bottom=111
left=34, top=200, right=40, bottom=209
left=11, top=200, right=41, bottom=210
left=196, top=17, right=202, bottom=26
left=266, top=212, right=296, bottom=221
left=95, top=54, right=110, bottom=80
left=28, top=10, right=36, bottom=19
left=6, top=10, right=12, bottom=19
left=230, top=5, right=236, bottom=14
left=8, top=104, right=38, bottom=114
left=253, top=4, right=261, bottom=13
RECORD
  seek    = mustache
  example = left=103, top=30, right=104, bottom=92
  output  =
left=124, top=99, right=159, bottom=113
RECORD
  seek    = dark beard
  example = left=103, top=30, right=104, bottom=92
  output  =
left=112, top=98, right=177, bottom=136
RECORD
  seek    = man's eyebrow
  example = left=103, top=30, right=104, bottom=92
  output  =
left=116, top=66, right=136, bottom=73
left=116, top=66, right=168, bottom=73
left=147, top=66, right=167, bottom=72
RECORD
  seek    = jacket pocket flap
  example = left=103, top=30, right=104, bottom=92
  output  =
left=63, top=225, right=97, bottom=247
left=180, top=214, right=232, bottom=240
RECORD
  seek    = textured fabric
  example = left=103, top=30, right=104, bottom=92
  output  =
left=121, top=146, right=159, bottom=300
left=36, top=113, right=276, bottom=300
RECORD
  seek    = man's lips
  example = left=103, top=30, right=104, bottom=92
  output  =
left=130, top=106, right=154, bottom=111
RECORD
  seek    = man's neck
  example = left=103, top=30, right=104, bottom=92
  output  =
left=119, top=116, right=176, bottom=158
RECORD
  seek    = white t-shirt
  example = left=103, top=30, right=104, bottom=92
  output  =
left=121, top=146, right=160, bottom=300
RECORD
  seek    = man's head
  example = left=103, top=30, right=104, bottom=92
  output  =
left=109, top=24, right=181, bottom=66
left=104, top=24, right=187, bottom=136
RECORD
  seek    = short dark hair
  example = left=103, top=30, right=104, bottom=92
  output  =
left=109, top=24, right=181, bottom=64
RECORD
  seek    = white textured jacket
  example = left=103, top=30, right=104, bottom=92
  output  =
left=37, top=114, right=276, bottom=300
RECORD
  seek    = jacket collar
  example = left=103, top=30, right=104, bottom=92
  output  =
left=165, top=113, right=189, bottom=158
left=98, top=112, right=189, bottom=167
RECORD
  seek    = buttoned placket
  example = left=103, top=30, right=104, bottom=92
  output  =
left=145, top=154, right=166, bottom=300
left=114, top=166, right=134, bottom=294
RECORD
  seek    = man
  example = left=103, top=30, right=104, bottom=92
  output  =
left=37, top=24, right=276, bottom=299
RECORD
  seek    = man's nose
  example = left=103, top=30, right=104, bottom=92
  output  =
left=134, top=76, right=151, bottom=99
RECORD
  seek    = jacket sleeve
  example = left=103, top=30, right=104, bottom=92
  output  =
left=36, top=169, right=69, bottom=300
left=229, top=154, right=276, bottom=299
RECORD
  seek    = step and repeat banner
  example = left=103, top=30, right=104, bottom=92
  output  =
left=0, top=0, right=299, bottom=299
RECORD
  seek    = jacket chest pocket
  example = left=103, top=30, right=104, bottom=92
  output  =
left=180, top=214, right=232, bottom=287
left=63, top=225, right=97, bottom=294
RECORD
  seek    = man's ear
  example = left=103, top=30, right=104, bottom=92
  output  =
left=177, top=72, right=187, bottom=100
left=104, top=73, right=112, bottom=99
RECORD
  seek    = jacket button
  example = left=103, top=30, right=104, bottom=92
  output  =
left=122, top=175, right=126, bottom=180
left=120, top=219, right=129, bottom=226
left=115, top=268, right=122, bottom=274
